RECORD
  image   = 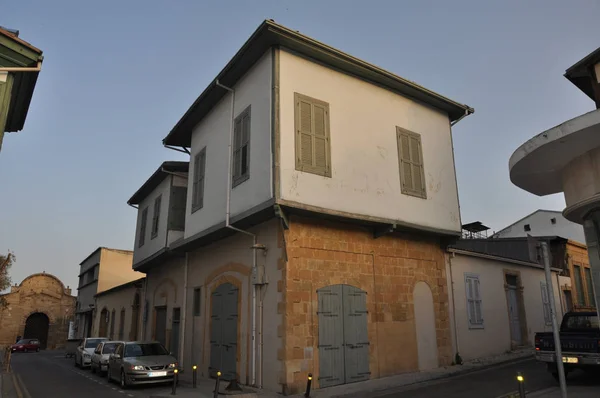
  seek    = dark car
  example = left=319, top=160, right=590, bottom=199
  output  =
left=11, top=339, right=41, bottom=353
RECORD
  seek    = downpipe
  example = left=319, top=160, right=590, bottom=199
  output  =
left=179, top=252, right=189, bottom=368
left=217, top=79, right=260, bottom=387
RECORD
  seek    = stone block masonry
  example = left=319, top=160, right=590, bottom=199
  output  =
left=279, top=215, right=452, bottom=394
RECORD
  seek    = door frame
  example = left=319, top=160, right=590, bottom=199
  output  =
left=503, top=270, right=529, bottom=348
left=153, top=306, right=168, bottom=348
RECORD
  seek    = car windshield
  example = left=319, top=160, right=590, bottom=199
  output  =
left=102, top=343, right=117, bottom=354
left=124, top=343, right=169, bottom=358
left=564, top=314, right=600, bottom=330
left=16, top=340, right=29, bottom=345
left=85, top=339, right=104, bottom=348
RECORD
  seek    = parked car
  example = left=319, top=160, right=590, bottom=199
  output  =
left=11, top=339, right=40, bottom=353
left=535, top=311, right=600, bottom=380
left=91, top=341, right=121, bottom=375
left=107, top=341, right=177, bottom=389
left=75, top=337, right=108, bottom=368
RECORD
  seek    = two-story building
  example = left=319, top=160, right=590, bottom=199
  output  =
left=75, top=247, right=142, bottom=338
left=130, top=20, right=474, bottom=395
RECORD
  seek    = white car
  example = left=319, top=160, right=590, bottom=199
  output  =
left=75, top=337, right=108, bottom=368
left=91, top=341, right=121, bottom=374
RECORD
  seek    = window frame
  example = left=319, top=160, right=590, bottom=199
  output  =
left=151, top=195, right=162, bottom=239
left=232, top=105, right=251, bottom=187
left=293, top=92, right=332, bottom=178
left=396, top=127, right=427, bottom=199
left=138, top=207, right=148, bottom=248
left=192, top=147, right=207, bottom=213
left=464, top=273, right=484, bottom=329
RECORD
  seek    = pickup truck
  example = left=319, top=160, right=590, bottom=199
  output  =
left=535, top=311, right=600, bottom=380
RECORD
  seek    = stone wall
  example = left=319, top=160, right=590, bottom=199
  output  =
left=279, top=215, right=451, bottom=394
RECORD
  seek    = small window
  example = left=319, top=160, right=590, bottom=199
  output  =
left=540, top=282, right=552, bottom=326
left=151, top=195, right=162, bottom=239
left=139, top=207, right=148, bottom=247
left=465, top=273, right=484, bottom=329
left=551, top=218, right=557, bottom=225
left=524, top=224, right=531, bottom=232
left=397, top=127, right=426, bottom=199
left=193, top=288, right=201, bottom=317
left=232, top=106, right=251, bottom=187
left=192, top=147, right=207, bottom=213
left=294, top=93, right=331, bottom=177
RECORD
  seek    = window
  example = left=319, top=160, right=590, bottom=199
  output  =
left=551, top=218, right=557, bottom=225
left=151, top=195, right=162, bottom=239
left=396, top=127, right=426, bottom=199
left=118, top=309, right=126, bottom=341
left=294, top=93, right=331, bottom=177
left=139, top=207, right=148, bottom=247
left=193, top=287, right=201, bottom=316
left=233, top=106, right=251, bottom=187
left=574, top=264, right=585, bottom=305
left=192, top=147, right=207, bottom=212
left=540, top=282, right=552, bottom=326
left=585, top=267, right=595, bottom=307
left=465, top=274, right=483, bottom=328
left=524, top=224, right=531, bottom=232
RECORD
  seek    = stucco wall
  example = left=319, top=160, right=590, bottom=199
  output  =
left=493, top=210, right=585, bottom=244
left=449, top=253, right=562, bottom=362
left=278, top=50, right=461, bottom=234
left=185, top=50, right=273, bottom=239
left=97, top=249, right=141, bottom=294
left=93, top=281, right=143, bottom=341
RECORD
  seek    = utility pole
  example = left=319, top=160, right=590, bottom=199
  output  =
left=541, top=241, right=567, bottom=398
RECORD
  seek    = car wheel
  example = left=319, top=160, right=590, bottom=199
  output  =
left=120, top=369, right=128, bottom=389
left=36, top=348, right=40, bottom=352
left=23, top=349, right=28, bottom=353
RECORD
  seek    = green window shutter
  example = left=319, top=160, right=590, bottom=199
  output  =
left=396, top=127, right=426, bottom=199
left=294, top=93, right=331, bottom=177
left=192, top=148, right=206, bottom=212
left=232, top=106, right=251, bottom=187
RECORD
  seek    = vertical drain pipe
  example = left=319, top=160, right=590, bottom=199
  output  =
left=179, top=253, right=189, bottom=368
left=216, top=80, right=258, bottom=387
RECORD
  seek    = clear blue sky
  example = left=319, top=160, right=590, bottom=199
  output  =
left=1, top=0, right=599, bottom=291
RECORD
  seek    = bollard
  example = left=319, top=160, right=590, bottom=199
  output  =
left=193, top=365, right=197, bottom=388
left=516, top=372, right=525, bottom=398
left=213, top=371, right=222, bottom=398
left=171, top=368, right=178, bottom=395
left=304, top=373, right=313, bottom=397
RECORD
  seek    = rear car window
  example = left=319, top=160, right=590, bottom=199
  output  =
left=564, top=314, right=600, bottom=330
left=102, top=343, right=117, bottom=354
left=85, top=338, right=105, bottom=348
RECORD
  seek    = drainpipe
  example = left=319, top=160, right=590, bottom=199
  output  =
left=216, top=79, right=259, bottom=387
left=142, top=280, right=148, bottom=340
left=179, top=253, right=189, bottom=368
left=0, top=60, right=42, bottom=72
left=128, top=203, right=139, bottom=209
left=450, top=108, right=473, bottom=127
left=448, top=252, right=461, bottom=359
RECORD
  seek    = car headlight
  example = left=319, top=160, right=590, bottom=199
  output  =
left=83, top=353, right=90, bottom=358
left=132, top=365, right=145, bottom=371
left=168, top=363, right=177, bottom=369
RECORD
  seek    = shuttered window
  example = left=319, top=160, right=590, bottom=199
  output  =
left=540, top=282, right=552, bottom=325
left=396, top=127, right=426, bottom=199
left=151, top=195, right=162, bottom=239
left=138, top=207, right=148, bottom=248
left=585, top=267, right=595, bottom=307
left=573, top=264, right=585, bottom=306
left=192, top=147, right=207, bottom=213
left=233, top=106, right=251, bottom=187
left=294, top=93, right=331, bottom=177
left=465, top=274, right=484, bottom=328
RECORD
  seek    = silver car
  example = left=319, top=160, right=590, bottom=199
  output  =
left=107, top=341, right=177, bottom=389
left=91, top=341, right=121, bottom=374
left=75, top=337, right=108, bottom=368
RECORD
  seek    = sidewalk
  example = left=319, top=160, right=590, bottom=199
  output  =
left=148, top=349, right=533, bottom=398
left=528, top=386, right=600, bottom=397
left=0, top=372, right=19, bottom=398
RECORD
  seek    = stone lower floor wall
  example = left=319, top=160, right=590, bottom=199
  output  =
left=280, top=216, right=452, bottom=394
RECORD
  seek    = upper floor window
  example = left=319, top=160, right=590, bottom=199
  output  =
left=192, top=147, right=207, bottom=213
left=396, top=127, right=426, bottom=199
left=232, top=106, right=251, bottom=187
left=294, top=93, right=331, bottom=177
left=524, top=224, right=531, bottom=232
left=139, top=207, right=148, bottom=247
left=151, top=195, right=162, bottom=239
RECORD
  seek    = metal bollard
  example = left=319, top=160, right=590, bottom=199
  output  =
left=193, top=365, right=197, bottom=388
left=304, top=373, right=313, bottom=397
left=516, top=372, right=525, bottom=398
left=171, top=369, right=178, bottom=395
left=213, top=371, right=222, bottom=398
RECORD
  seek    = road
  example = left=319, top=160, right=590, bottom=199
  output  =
left=9, top=350, right=173, bottom=398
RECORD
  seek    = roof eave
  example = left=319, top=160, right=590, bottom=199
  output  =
left=162, top=20, right=474, bottom=148
left=128, top=161, right=189, bottom=205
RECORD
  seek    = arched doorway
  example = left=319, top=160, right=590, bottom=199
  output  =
left=24, top=313, right=49, bottom=349
left=413, top=281, right=439, bottom=370
left=130, top=293, right=140, bottom=340
left=99, top=308, right=109, bottom=338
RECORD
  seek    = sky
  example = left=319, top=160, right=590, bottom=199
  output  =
left=1, top=0, right=599, bottom=292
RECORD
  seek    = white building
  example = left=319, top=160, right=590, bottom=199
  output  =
left=492, top=209, right=586, bottom=244
left=129, top=20, right=474, bottom=395
left=509, top=47, right=600, bottom=314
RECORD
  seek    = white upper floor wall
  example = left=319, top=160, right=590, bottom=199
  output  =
left=278, top=50, right=461, bottom=234
left=492, top=210, right=586, bottom=244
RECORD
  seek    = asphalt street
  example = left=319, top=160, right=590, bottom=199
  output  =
left=9, top=350, right=174, bottom=398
